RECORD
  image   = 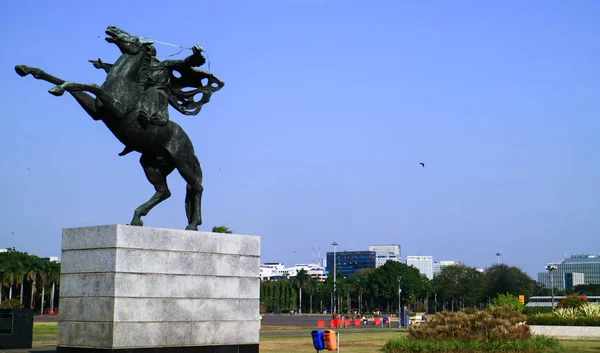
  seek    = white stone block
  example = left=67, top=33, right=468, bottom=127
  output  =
left=57, top=224, right=260, bottom=350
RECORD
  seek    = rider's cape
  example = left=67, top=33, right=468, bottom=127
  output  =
left=165, top=63, right=225, bottom=116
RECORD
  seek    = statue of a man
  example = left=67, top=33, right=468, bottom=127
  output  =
left=90, top=45, right=208, bottom=129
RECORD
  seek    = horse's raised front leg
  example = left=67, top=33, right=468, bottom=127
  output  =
left=15, top=65, right=100, bottom=120
left=49, top=82, right=127, bottom=118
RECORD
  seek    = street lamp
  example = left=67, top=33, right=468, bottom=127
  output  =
left=496, top=252, right=501, bottom=264
left=397, top=276, right=402, bottom=327
left=332, top=242, right=338, bottom=315
left=546, top=264, right=558, bottom=311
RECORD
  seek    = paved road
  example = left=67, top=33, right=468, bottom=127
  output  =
left=261, top=314, right=330, bottom=326
left=34, top=314, right=398, bottom=327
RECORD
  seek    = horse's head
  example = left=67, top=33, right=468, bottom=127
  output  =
left=105, top=26, right=155, bottom=56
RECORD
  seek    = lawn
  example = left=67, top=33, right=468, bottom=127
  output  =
left=31, top=323, right=600, bottom=352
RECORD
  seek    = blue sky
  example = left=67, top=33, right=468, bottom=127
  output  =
left=1, top=0, right=598, bottom=278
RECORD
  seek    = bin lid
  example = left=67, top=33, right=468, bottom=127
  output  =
left=311, top=330, right=323, bottom=335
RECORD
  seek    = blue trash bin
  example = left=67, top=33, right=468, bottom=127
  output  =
left=383, top=316, right=387, bottom=324
left=311, top=330, right=325, bottom=351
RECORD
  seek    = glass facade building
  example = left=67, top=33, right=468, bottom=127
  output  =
left=326, top=251, right=376, bottom=277
left=537, top=254, right=600, bottom=290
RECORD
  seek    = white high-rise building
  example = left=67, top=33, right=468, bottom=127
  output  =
left=260, top=262, right=285, bottom=280
left=369, top=244, right=401, bottom=268
left=433, top=261, right=458, bottom=277
left=406, top=255, right=434, bottom=280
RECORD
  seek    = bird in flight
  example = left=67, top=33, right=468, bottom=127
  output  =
left=419, top=162, right=425, bottom=168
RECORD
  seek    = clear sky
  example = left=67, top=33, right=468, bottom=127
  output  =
left=1, top=0, right=598, bottom=278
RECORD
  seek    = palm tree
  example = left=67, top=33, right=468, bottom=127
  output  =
left=305, top=277, right=319, bottom=313
left=46, top=261, right=61, bottom=314
left=38, top=263, right=50, bottom=314
left=211, top=226, right=233, bottom=234
left=293, top=269, right=311, bottom=314
left=27, top=267, right=37, bottom=309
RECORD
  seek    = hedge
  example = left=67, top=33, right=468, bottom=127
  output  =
left=526, top=314, right=600, bottom=326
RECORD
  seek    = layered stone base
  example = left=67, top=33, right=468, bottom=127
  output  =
left=57, top=225, right=260, bottom=351
left=56, top=344, right=258, bottom=353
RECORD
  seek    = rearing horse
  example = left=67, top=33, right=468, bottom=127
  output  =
left=14, top=25, right=224, bottom=231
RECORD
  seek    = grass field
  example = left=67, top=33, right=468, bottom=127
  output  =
left=32, top=322, right=600, bottom=352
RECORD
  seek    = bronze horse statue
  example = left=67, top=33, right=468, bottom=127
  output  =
left=14, top=25, right=224, bottom=230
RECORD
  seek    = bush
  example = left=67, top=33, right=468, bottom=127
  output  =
left=0, top=299, right=23, bottom=309
left=382, top=336, right=561, bottom=353
left=526, top=313, right=600, bottom=326
left=408, top=306, right=530, bottom=343
left=579, top=303, right=600, bottom=317
left=491, top=293, right=525, bottom=313
left=558, top=294, right=587, bottom=308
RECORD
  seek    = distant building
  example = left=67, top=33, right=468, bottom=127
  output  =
left=369, top=245, right=401, bottom=268
left=326, top=251, right=376, bottom=277
left=284, top=264, right=327, bottom=281
left=260, top=262, right=286, bottom=280
left=433, top=261, right=458, bottom=277
left=406, top=255, right=434, bottom=280
left=537, top=254, right=600, bottom=290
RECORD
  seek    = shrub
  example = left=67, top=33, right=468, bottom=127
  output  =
left=578, top=303, right=600, bottom=317
left=382, top=336, right=561, bottom=353
left=558, top=294, right=587, bottom=308
left=409, top=306, right=530, bottom=343
left=491, top=293, right=525, bottom=313
left=527, top=313, right=600, bottom=326
left=0, top=299, right=23, bottom=309
left=553, top=307, right=578, bottom=318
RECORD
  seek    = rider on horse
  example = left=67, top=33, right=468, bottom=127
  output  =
left=90, top=45, right=208, bottom=129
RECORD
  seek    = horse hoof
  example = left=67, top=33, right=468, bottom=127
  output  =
left=48, top=86, right=65, bottom=96
left=185, top=225, right=198, bottom=231
left=15, top=65, right=29, bottom=77
left=131, top=219, right=143, bottom=227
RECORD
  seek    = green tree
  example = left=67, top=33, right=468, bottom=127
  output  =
left=433, top=264, right=487, bottom=311
left=368, top=261, right=430, bottom=313
left=349, top=269, right=372, bottom=314
left=211, top=226, right=233, bottom=234
left=574, top=284, right=600, bottom=296
left=484, top=264, right=535, bottom=300
left=293, top=269, right=311, bottom=314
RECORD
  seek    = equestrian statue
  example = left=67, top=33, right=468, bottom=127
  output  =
left=14, top=25, right=225, bottom=231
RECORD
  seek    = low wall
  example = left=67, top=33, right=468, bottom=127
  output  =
left=530, top=325, right=600, bottom=340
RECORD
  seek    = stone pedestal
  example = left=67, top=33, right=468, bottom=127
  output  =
left=57, top=224, right=260, bottom=353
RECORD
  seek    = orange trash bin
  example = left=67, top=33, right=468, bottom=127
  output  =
left=323, top=330, right=337, bottom=351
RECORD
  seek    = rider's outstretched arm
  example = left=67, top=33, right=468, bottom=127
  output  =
left=162, top=46, right=206, bottom=69
left=89, top=59, right=113, bottom=74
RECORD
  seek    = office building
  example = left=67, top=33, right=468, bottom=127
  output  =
left=326, top=251, right=376, bottom=277
left=433, top=261, right=458, bottom=277
left=406, top=255, right=434, bottom=280
left=369, top=244, right=401, bottom=268
left=284, top=264, right=327, bottom=281
left=537, top=254, right=600, bottom=290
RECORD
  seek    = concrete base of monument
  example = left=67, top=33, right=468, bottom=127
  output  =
left=56, top=345, right=259, bottom=353
left=56, top=224, right=260, bottom=352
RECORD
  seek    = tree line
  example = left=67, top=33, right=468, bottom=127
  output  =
left=0, top=248, right=60, bottom=313
left=260, top=261, right=562, bottom=315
